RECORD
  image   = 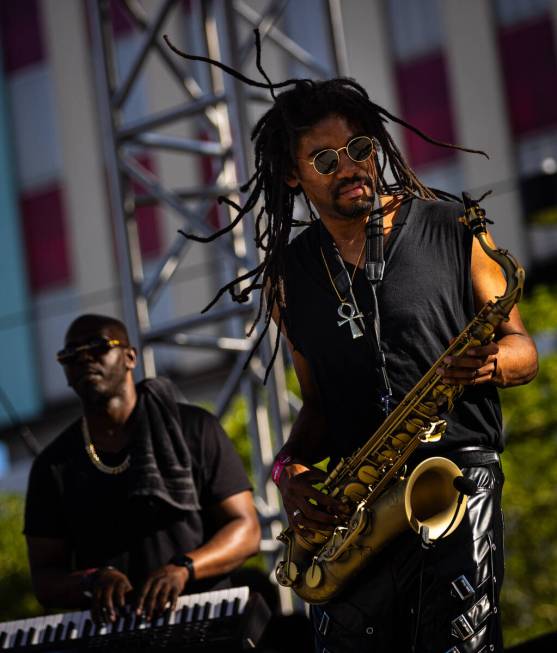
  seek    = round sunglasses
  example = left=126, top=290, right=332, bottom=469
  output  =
left=300, top=135, right=376, bottom=175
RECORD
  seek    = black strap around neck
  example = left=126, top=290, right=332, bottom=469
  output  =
left=362, top=206, right=392, bottom=415
left=318, top=202, right=393, bottom=415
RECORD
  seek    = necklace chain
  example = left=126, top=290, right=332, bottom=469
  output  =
left=82, top=417, right=130, bottom=475
left=320, top=235, right=366, bottom=303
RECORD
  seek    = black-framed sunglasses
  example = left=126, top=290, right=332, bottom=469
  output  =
left=300, top=135, right=376, bottom=176
left=56, top=336, right=128, bottom=364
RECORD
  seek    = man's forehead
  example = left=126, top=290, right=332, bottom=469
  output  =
left=65, top=323, right=121, bottom=345
left=297, top=114, right=362, bottom=151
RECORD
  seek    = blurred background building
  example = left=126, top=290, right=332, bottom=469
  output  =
left=0, top=0, right=556, bottom=487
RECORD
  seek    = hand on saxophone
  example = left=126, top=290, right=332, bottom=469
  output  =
left=279, top=467, right=351, bottom=534
left=436, top=341, right=499, bottom=386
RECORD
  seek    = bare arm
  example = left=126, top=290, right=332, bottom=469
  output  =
left=270, top=299, right=349, bottom=531
left=26, top=536, right=133, bottom=620
left=136, top=491, right=260, bottom=618
left=439, top=233, right=538, bottom=387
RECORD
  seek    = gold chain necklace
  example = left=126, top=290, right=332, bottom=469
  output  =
left=320, top=236, right=366, bottom=303
left=82, top=418, right=130, bottom=475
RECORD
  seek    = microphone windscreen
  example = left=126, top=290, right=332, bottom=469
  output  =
left=453, top=475, right=478, bottom=496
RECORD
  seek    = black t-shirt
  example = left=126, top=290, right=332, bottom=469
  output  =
left=24, top=404, right=251, bottom=592
left=282, top=198, right=503, bottom=463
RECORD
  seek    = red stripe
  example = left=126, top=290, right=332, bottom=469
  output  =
left=133, top=156, right=162, bottom=259
left=20, top=184, right=72, bottom=292
left=395, top=51, right=457, bottom=167
left=0, top=0, right=45, bottom=74
left=498, top=15, right=557, bottom=136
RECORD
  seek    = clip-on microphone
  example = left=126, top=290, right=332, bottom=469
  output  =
left=421, top=476, right=478, bottom=549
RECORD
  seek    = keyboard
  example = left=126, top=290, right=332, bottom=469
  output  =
left=0, top=586, right=270, bottom=651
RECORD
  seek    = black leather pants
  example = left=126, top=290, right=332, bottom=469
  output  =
left=310, top=457, right=505, bottom=653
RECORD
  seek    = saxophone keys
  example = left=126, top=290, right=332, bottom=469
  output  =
left=343, top=482, right=368, bottom=503
left=357, top=465, right=379, bottom=484
left=276, top=560, right=300, bottom=586
left=391, top=434, right=411, bottom=449
left=305, top=562, right=323, bottom=589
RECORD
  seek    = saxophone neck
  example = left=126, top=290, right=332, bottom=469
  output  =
left=461, top=193, right=525, bottom=315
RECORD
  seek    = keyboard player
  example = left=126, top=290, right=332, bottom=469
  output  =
left=23, top=314, right=261, bottom=625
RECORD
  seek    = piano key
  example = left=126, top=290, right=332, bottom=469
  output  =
left=3, top=622, right=18, bottom=649
left=54, top=621, right=65, bottom=641
left=0, top=585, right=255, bottom=650
left=26, top=625, right=38, bottom=646
left=81, top=618, right=93, bottom=639
left=13, top=627, right=24, bottom=647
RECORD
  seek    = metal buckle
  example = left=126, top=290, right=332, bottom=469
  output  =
left=451, top=614, right=475, bottom=640
left=451, top=575, right=475, bottom=600
left=318, top=611, right=330, bottom=636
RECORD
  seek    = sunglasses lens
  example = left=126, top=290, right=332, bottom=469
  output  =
left=348, top=137, right=374, bottom=162
left=57, top=337, right=112, bottom=364
left=314, top=149, right=339, bottom=175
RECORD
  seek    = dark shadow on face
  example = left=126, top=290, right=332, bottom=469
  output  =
left=62, top=315, right=134, bottom=406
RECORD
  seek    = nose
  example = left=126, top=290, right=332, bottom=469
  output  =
left=336, top=148, right=361, bottom=176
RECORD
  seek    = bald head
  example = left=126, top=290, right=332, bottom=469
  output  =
left=65, top=314, right=130, bottom=347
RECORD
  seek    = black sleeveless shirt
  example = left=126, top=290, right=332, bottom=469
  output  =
left=283, top=198, right=503, bottom=464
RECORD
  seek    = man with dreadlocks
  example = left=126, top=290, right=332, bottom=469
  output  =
left=263, top=81, right=538, bottom=652
left=165, top=34, right=537, bottom=653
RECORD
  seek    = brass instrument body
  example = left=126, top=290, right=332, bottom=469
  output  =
left=276, top=195, right=525, bottom=604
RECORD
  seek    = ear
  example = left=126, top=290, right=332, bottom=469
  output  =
left=125, top=347, right=138, bottom=370
left=285, top=171, right=300, bottom=189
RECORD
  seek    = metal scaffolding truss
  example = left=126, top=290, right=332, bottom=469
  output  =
left=88, top=0, right=348, bottom=609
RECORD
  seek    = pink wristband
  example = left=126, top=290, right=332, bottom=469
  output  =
left=272, top=454, right=292, bottom=486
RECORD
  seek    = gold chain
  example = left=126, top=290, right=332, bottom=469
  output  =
left=320, top=236, right=366, bottom=303
left=82, top=418, right=130, bottom=475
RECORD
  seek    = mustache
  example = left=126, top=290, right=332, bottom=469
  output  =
left=333, top=175, right=373, bottom=199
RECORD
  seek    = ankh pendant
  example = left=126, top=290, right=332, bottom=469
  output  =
left=337, top=302, right=364, bottom=339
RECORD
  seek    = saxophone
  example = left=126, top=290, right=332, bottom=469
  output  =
left=276, top=193, right=524, bottom=604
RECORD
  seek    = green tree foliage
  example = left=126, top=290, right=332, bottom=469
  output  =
left=499, top=285, right=557, bottom=645
left=0, top=493, right=41, bottom=621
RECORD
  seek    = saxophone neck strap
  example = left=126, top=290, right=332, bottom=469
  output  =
left=318, top=204, right=392, bottom=415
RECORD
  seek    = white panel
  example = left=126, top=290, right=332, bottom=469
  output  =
left=415, top=159, right=464, bottom=196
left=387, top=0, right=444, bottom=61
left=116, top=33, right=150, bottom=125
left=7, top=63, right=62, bottom=189
left=517, top=128, right=557, bottom=176
left=34, top=286, right=80, bottom=403
left=494, top=0, right=550, bottom=26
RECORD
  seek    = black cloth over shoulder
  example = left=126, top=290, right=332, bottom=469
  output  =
left=24, top=396, right=251, bottom=592
left=282, top=199, right=503, bottom=463
left=128, top=377, right=200, bottom=511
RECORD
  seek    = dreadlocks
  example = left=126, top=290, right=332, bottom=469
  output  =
left=164, top=33, right=487, bottom=378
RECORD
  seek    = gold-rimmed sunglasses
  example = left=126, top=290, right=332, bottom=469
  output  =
left=300, top=135, right=376, bottom=176
left=56, top=336, right=128, bottom=364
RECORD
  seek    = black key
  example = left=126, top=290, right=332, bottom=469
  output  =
left=191, top=603, right=202, bottom=621
left=162, top=610, right=171, bottom=626
left=13, top=628, right=24, bottom=647
left=202, top=602, right=211, bottom=620
left=180, top=605, right=190, bottom=624
left=0, top=632, right=6, bottom=648
left=232, top=597, right=241, bottom=615
left=43, top=624, right=53, bottom=643
left=66, top=622, right=77, bottom=640
left=54, top=622, right=65, bottom=641
left=26, top=626, right=38, bottom=646
left=123, top=612, right=134, bottom=631
left=220, top=599, right=230, bottom=618
left=82, top=619, right=93, bottom=638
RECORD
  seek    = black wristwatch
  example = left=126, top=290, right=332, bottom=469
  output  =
left=169, top=553, right=195, bottom=581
